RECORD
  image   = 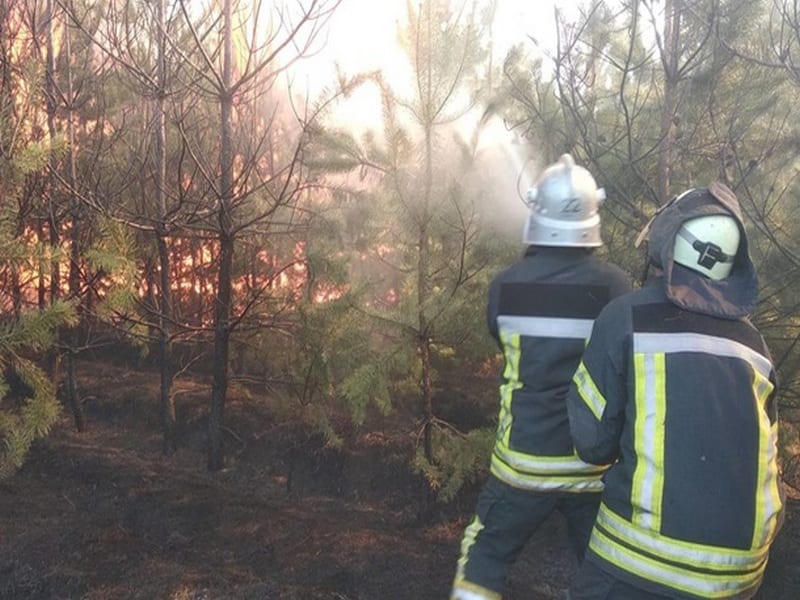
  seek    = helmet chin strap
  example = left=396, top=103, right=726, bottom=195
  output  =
left=677, top=228, right=735, bottom=269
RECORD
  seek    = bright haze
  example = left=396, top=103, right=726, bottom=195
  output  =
left=290, top=0, right=581, bottom=240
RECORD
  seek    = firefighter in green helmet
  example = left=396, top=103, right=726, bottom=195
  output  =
left=567, top=183, right=784, bottom=599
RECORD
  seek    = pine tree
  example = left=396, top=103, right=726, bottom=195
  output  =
left=0, top=300, right=76, bottom=478
left=303, top=0, right=518, bottom=499
left=0, top=136, right=77, bottom=478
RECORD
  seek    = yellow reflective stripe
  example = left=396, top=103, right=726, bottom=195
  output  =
left=751, top=370, right=782, bottom=548
left=451, top=516, right=503, bottom=600
left=631, top=353, right=666, bottom=531
left=573, top=361, right=606, bottom=419
left=497, top=331, right=522, bottom=446
left=454, top=514, right=483, bottom=582
left=492, top=331, right=606, bottom=492
left=489, top=459, right=604, bottom=492
left=493, top=444, right=608, bottom=474
left=590, top=525, right=763, bottom=598
left=596, top=504, right=769, bottom=569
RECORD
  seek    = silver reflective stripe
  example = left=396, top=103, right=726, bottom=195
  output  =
left=450, top=589, right=498, bottom=600
left=490, top=460, right=605, bottom=492
left=632, top=353, right=661, bottom=530
left=596, top=504, right=768, bottom=569
left=633, top=332, right=772, bottom=378
left=498, top=315, right=593, bottom=339
left=493, top=445, right=607, bottom=474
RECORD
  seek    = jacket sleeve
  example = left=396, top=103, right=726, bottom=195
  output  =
left=765, top=352, right=786, bottom=531
left=486, top=276, right=501, bottom=344
left=567, top=302, right=628, bottom=465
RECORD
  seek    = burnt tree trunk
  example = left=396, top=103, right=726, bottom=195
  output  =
left=208, top=0, right=234, bottom=472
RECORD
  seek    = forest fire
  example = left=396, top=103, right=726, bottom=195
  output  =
left=0, top=230, right=344, bottom=323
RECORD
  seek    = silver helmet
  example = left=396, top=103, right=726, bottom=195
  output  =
left=523, top=153, right=605, bottom=247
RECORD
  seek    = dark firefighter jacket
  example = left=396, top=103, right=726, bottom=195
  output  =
left=486, top=245, right=631, bottom=492
left=567, top=185, right=784, bottom=599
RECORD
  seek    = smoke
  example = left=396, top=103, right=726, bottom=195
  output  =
left=318, top=98, right=542, bottom=243
left=459, top=111, right=539, bottom=242
left=287, top=0, right=557, bottom=243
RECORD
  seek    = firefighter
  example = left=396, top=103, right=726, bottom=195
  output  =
left=567, top=182, right=784, bottom=599
left=450, top=154, right=631, bottom=600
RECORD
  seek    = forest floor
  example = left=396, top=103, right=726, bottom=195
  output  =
left=0, top=359, right=799, bottom=600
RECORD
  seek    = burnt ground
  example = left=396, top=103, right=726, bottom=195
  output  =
left=0, top=360, right=799, bottom=600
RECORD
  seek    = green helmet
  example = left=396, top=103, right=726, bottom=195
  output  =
left=673, top=214, right=740, bottom=280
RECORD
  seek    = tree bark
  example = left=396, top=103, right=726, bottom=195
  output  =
left=64, top=8, right=85, bottom=432
left=208, top=0, right=234, bottom=471
left=44, top=0, right=63, bottom=392
left=658, top=0, right=682, bottom=203
left=420, top=126, right=434, bottom=463
left=155, top=0, right=176, bottom=454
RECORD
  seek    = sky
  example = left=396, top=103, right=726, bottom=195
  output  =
left=292, top=0, right=577, bottom=90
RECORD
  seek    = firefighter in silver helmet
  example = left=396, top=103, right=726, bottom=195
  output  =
left=522, top=153, right=606, bottom=247
left=566, top=183, right=783, bottom=599
left=450, top=154, right=631, bottom=600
